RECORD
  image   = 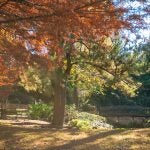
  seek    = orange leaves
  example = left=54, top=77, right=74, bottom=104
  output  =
left=0, top=0, right=141, bottom=71
left=0, top=55, right=19, bottom=87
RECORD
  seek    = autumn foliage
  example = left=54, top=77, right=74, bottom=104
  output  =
left=0, top=55, right=18, bottom=86
left=0, top=1, right=129, bottom=53
left=0, top=1, right=148, bottom=65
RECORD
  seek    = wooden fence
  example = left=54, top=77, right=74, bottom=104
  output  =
left=98, top=106, right=150, bottom=117
left=0, top=103, right=29, bottom=119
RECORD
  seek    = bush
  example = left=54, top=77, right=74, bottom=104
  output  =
left=70, top=119, right=91, bottom=130
left=65, top=104, right=78, bottom=122
left=144, top=119, right=150, bottom=128
left=28, top=103, right=53, bottom=121
left=78, top=112, right=113, bottom=129
left=69, top=112, right=113, bottom=130
left=80, top=104, right=97, bottom=112
left=77, top=112, right=105, bottom=122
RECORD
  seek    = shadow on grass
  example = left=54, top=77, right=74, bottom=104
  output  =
left=1, top=124, right=149, bottom=150
left=0, top=124, right=126, bottom=150
left=46, top=129, right=125, bottom=150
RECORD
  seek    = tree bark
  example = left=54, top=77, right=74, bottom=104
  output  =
left=51, top=44, right=73, bottom=128
left=73, top=74, right=79, bottom=109
left=51, top=68, right=66, bottom=128
left=0, top=98, right=7, bottom=119
left=73, top=84, right=79, bottom=109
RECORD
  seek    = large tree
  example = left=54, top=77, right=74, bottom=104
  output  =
left=0, top=0, right=149, bottom=127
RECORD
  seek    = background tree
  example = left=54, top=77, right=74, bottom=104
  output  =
left=0, top=52, right=19, bottom=119
left=131, top=41, right=150, bottom=107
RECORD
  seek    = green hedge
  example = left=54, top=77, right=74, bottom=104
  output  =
left=28, top=103, right=53, bottom=121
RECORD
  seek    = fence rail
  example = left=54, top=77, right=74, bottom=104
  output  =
left=98, top=106, right=150, bottom=117
left=0, top=103, right=29, bottom=119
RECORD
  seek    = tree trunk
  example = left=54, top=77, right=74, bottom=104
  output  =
left=0, top=98, right=7, bottom=119
left=51, top=68, right=66, bottom=128
left=72, top=74, right=79, bottom=109
left=73, top=85, right=79, bottom=109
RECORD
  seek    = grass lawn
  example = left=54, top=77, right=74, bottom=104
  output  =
left=0, top=120, right=150, bottom=150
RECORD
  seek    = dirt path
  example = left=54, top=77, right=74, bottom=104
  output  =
left=0, top=120, right=150, bottom=150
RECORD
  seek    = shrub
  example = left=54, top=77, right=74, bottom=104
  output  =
left=65, top=105, right=112, bottom=130
left=28, top=103, right=53, bottom=121
left=78, top=112, right=113, bottom=129
left=144, top=119, right=150, bottom=128
left=81, top=103, right=97, bottom=112
left=77, top=112, right=106, bottom=122
left=69, top=112, right=113, bottom=130
left=70, top=119, right=91, bottom=130
left=65, top=104, right=78, bottom=122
